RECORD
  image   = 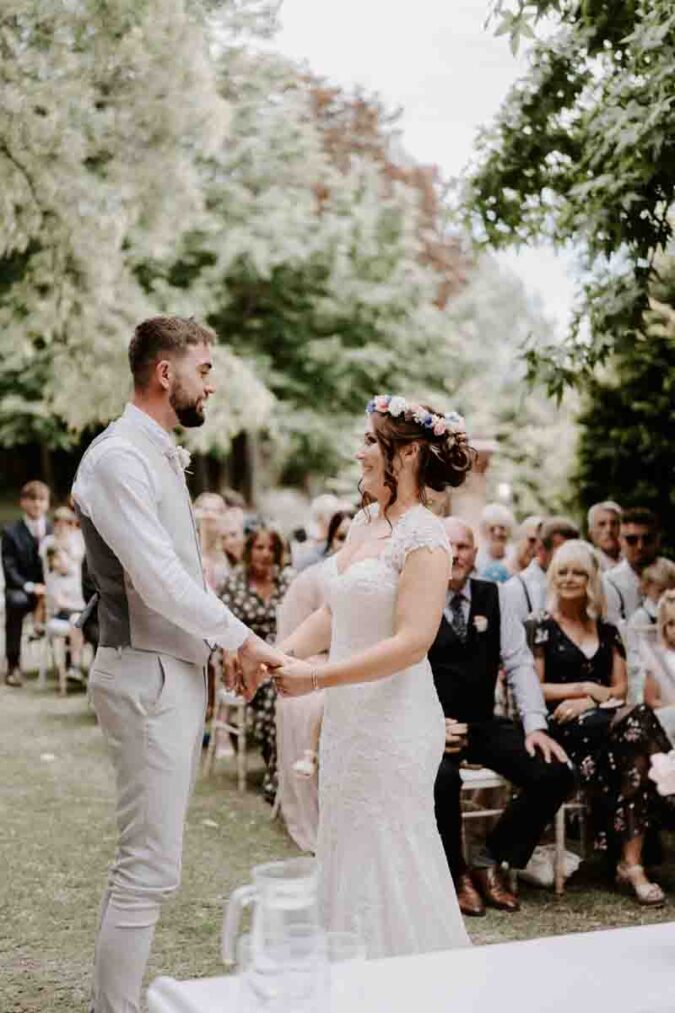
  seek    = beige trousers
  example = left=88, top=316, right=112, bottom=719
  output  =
left=88, top=647, right=207, bottom=1013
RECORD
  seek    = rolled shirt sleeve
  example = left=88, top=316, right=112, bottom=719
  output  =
left=73, top=443, right=250, bottom=650
left=498, top=585, right=548, bottom=735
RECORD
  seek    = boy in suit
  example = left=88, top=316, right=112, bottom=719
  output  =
left=2, top=480, right=51, bottom=685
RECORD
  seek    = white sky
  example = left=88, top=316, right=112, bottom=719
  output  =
left=272, top=0, right=577, bottom=334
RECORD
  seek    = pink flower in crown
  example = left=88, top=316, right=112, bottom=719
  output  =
left=374, top=395, right=390, bottom=413
left=433, top=418, right=448, bottom=436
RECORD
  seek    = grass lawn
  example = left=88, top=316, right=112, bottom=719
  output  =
left=1, top=676, right=673, bottom=1012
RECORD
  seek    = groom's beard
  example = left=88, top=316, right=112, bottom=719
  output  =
left=170, top=382, right=206, bottom=428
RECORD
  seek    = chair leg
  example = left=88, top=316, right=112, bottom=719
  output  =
left=554, top=806, right=566, bottom=895
left=37, top=637, right=49, bottom=689
left=236, top=703, right=247, bottom=794
left=56, top=640, right=68, bottom=697
left=203, top=710, right=218, bottom=777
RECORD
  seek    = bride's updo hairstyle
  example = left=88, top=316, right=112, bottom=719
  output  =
left=364, top=395, right=474, bottom=511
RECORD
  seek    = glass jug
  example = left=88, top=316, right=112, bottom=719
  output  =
left=221, top=857, right=320, bottom=968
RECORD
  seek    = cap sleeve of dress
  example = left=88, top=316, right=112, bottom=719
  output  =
left=388, top=507, right=452, bottom=573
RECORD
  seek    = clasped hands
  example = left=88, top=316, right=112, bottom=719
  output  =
left=223, top=643, right=316, bottom=701
left=552, top=682, right=622, bottom=725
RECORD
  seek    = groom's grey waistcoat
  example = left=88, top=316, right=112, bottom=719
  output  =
left=74, top=416, right=210, bottom=666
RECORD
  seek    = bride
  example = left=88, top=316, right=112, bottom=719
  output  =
left=273, top=395, right=473, bottom=957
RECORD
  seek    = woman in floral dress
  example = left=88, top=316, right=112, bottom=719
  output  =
left=529, top=539, right=673, bottom=906
left=220, top=526, right=293, bottom=802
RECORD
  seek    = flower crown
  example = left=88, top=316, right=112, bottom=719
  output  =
left=366, top=394, right=466, bottom=440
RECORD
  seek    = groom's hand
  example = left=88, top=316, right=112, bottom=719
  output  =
left=236, top=636, right=285, bottom=701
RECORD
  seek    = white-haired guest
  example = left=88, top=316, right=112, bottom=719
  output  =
left=475, top=502, right=515, bottom=583
left=528, top=539, right=672, bottom=907
left=512, top=515, right=543, bottom=574
left=587, top=501, right=622, bottom=572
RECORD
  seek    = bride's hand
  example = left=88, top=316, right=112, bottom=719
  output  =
left=273, top=658, right=315, bottom=698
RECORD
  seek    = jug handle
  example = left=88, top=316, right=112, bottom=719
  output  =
left=221, top=883, right=256, bottom=965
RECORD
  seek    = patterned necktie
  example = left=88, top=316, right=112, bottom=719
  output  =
left=450, top=592, right=468, bottom=643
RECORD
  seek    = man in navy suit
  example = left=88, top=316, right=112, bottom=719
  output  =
left=2, top=480, right=51, bottom=685
left=428, top=518, right=573, bottom=916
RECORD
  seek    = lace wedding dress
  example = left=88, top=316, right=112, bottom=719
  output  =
left=317, top=504, right=470, bottom=957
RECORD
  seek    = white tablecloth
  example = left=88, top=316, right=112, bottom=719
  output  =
left=147, top=921, right=675, bottom=1013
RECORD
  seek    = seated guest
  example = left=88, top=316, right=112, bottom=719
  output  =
left=2, top=481, right=51, bottom=686
left=292, top=493, right=341, bottom=572
left=502, top=516, right=579, bottom=624
left=430, top=518, right=574, bottom=917
left=626, top=558, right=675, bottom=702
left=529, top=539, right=672, bottom=906
left=220, top=526, right=293, bottom=803
left=475, top=502, right=515, bottom=582
left=40, top=506, right=86, bottom=677
left=221, top=507, right=246, bottom=570
left=642, top=590, right=675, bottom=743
left=587, top=501, right=622, bottom=572
left=603, top=507, right=662, bottom=625
left=276, top=509, right=354, bottom=852
left=511, top=514, right=543, bottom=574
left=194, top=492, right=228, bottom=591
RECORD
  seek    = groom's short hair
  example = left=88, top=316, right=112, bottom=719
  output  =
left=129, top=316, right=215, bottom=388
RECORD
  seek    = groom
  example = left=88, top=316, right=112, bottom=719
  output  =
left=72, top=316, right=281, bottom=1013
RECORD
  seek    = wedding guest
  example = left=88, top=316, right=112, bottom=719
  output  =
left=502, top=516, right=579, bottom=624
left=626, top=559, right=675, bottom=702
left=603, top=508, right=662, bottom=625
left=642, top=591, right=675, bottom=743
left=475, top=503, right=515, bottom=582
left=276, top=509, right=354, bottom=852
left=430, top=518, right=573, bottom=917
left=587, top=501, right=622, bottom=572
left=220, top=526, right=294, bottom=802
left=512, top=515, right=543, bottom=574
left=2, top=480, right=51, bottom=686
left=529, top=539, right=672, bottom=906
left=194, top=492, right=230, bottom=593
left=40, top=506, right=86, bottom=676
left=222, top=507, right=246, bottom=569
left=292, top=493, right=342, bottom=572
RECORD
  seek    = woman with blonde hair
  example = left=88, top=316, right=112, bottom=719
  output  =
left=528, top=539, right=672, bottom=906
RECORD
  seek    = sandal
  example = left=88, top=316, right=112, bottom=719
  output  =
left=616, top=862, right=665, bottom=907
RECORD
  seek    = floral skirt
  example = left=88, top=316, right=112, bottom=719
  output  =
left=248, top=681, right=278, bottom=804
left=550, top=704, right=674, bottom=851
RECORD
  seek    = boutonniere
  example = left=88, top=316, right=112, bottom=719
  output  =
left=473, top=615, right=488, bottom=633
left=165, top=445, right=192, bottom=474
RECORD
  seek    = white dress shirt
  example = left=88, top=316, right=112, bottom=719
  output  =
left=602, top=558, right=641, bottom=625
left=444, top=580, right=548, bottom=735
left=73, top=404, right=249, bottom=651
left=501, top=558, right=548, bottom=626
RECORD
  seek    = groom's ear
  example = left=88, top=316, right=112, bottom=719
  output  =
left=156, top=358, right=172, bottom=391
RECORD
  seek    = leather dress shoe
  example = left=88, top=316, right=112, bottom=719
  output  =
left=456, top=873, right=485, bottom=917
left=471, top=866, right=520, bottom=912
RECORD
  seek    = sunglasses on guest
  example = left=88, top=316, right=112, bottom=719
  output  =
left=623, top=533, right=656, bottom=546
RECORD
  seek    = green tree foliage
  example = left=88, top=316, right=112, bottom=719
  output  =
left=465, top=0, right=675, bottom=395
left=143, top=51, right=470, bottom=479
left=0, top=0, right=269, bottom=448
left=575, top=257, right=675, bottom=553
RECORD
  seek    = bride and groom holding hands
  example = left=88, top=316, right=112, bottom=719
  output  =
left=74, top=315, right=569, bottom=1013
